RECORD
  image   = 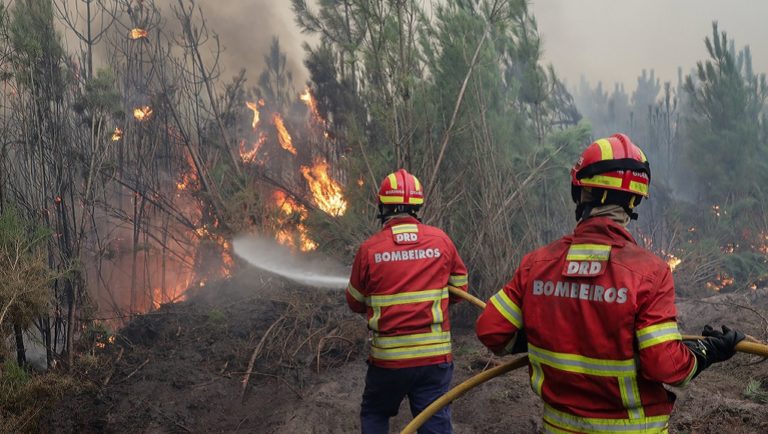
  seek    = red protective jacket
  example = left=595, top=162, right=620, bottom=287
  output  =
left=347, top=216, right=468, bottom=369
left=476, top=217, right=696, bottom=433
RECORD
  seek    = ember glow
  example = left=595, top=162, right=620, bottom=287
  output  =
left=706, top=272, right=735, bottom=291
left=133, top=106, right=153, bottom=121
left=272, top=113, right=297, bottom=155
left=666, top=255, right=682, bottom=271
left=129, top=28, right=149, bottom=40
left=300, top=159, right=347, bottom=217
left=111, top=127, right=123, bottom=141
left=273, top=191, right=317, bottom=252
left=246, top=101, right=261, bottom=129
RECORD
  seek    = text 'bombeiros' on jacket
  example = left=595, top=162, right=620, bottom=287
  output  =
left=346, top=216, right=468, bottom=369
left=476, top=217, right=697, bottom=434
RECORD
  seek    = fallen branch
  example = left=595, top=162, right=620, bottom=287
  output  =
left=316, top=335, right=355, bottom=373
left=117, top=357, right=150, bottom=384
left=102, top=347, right=125, bottom=386
left=240, top=315, right=286, bottom=402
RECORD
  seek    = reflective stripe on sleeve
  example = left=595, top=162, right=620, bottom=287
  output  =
left=674, top=356, right=698, bottom=388
left=346, top=283, right=365, bottom=303
left=370, top=342, right=451, bottom=361
left=368, top=306, right=382, bottom=331
left=527, top=343, right=636, bottom=377
left=372, top=331, right=451, bottom=349
left=566, top=243, right=612, bottom=261
left=448, top=274, right=468, bottom=287
left=489, top=289, right=523, bottom=328
left=369, top=287, right=448, bottom=307
left=636, top=322, right=682, bottom=350
left=543, top=404, right=669, bottom=434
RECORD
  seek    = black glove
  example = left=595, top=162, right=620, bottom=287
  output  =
left=683, top=325, right=745, bottom=378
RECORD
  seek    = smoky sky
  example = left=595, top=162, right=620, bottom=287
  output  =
left=530, top=0, right=768, bottom=88
left=194, top=0, right=310, bottom=86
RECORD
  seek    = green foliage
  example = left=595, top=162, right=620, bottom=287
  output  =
left=683, top=22, right=768, bottom=203
left=743, top=378, right=768, bottom=404
left=0, top=207, right=54, bottom=336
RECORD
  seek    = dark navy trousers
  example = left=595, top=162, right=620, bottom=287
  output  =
left=360, top=362, right=453, bottom=434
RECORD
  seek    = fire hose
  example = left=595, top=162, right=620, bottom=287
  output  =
left=400, top=287, right=768, bottom=434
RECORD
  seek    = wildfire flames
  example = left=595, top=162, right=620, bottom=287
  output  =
left=246, top=101, right=261, bottom=129
left=301, top=159, right=348, bottom=217
left=706, top=273, right=735, bottom=291
left=300, top=87, right=323, bottom=122
left=272, top=113, right=297, bottom=155
left=111, top=127, right=123, bottom=141
left=239, top=134, right=266, bottom=164
left=129, top=28, right=149, bottom=40
left=134, top=106, right=153, bottom=121
left=273, top=191, right=317, bottom=252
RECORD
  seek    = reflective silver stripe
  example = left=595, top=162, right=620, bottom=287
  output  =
left=636, top=322, right=681, bottom=350
left=489, top=290, right=523, bottom=328
left=368, top=306, right=381, bottom=331
left=528, top=344, right=636, bottom=377
left=530, top=359, right=544, bottom=397
left=371, top=342, right=451, bottom=360
left=448, top=274, right=468, bottom=286
left=566, top=243, right=611, bottom=261
left=543, top=404, right=670, bottom=433
left=372, top=331, right=451, bottom=349
left=369, top=288, right=448, bottom=307
left=346, top=283, right=365, bottom=303
left=619, top=376, right=645, bottom=419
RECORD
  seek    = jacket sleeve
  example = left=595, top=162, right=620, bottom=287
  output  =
left=346, top=245, right=368, bottom=314
left=635, top=265, right=697, bottom=386
left=476, top=264, right=525, bottom=355
left=446, top=238, right=469, bottom=305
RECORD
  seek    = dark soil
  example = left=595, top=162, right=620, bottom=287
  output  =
left=42, top=271, right=768, bottom=433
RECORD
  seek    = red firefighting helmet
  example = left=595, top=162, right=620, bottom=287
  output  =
left=570, top=133, right=651, bottom=202
left=378, top=169, right=424, bottom=206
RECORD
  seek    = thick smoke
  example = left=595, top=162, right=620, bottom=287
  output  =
left=530, top=0, right=768, bottom=88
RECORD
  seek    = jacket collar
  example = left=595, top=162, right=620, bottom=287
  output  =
left=382, top=215, right=420, bottom=231
left=571, top=217, right=637, bottom=247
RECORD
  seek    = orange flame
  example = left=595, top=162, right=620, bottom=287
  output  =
left=246, top=101, right=261, bottom=129
left=300, top=87, right=323, bottom=122
left=239, top=134, right=266, bottom=164
left=273, top=191, right=317, bottom=252
left=111, top=127, right=123, bottom=141
left=300, top=159, right=347, bottom=217
left=272, top=113, right=297, bottom=155
left=176, top=153, right=199, bottom=191
left=129, top=28, right=149, bottom=40
left=134, top=106, right=153, bottom=121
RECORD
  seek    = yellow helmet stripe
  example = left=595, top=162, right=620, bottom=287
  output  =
left=413, top=177, right=421, bottom=191
left=596, top=139, right=614, bottom=161
left=387, top=173, right=398, bottom=189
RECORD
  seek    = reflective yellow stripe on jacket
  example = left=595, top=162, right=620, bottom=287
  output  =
left=448, top=274, right=468, bottom=287
left=368, top=287, right=451, bottom=360
left=543, top=404, right=669, bottom=434
left=528, top=344, right=645, bottom=421
left=636, top=322, right=682, bottom=350
left=489, top=289, right=523, bottom=328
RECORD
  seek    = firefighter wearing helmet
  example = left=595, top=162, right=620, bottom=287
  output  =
left=346, top=169, right=469, bottom=434
left=476, top=134, right=744, bottom=433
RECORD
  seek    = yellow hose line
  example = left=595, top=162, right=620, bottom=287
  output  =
left=448, top=286, right=486, bottom=309
left=400, top=356, right=528, bottom=434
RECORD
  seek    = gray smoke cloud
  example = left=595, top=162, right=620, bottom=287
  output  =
left=530, top=0, right=768, bottom=87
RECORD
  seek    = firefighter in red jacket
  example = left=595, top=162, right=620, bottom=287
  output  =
left=476, top=133, right=744, bottom=433
left=347, top=169, right=468, bottom=434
